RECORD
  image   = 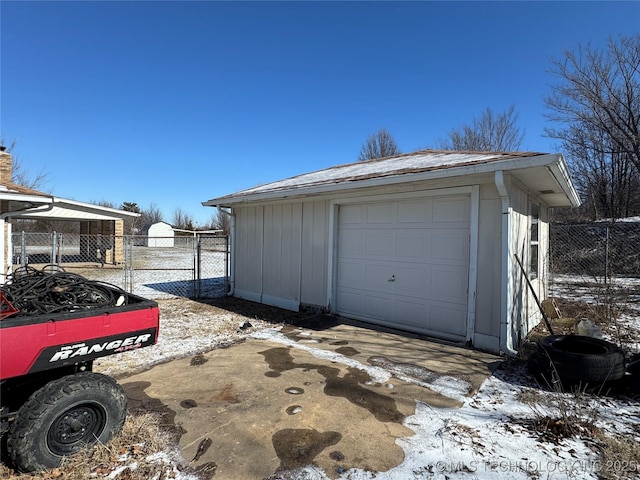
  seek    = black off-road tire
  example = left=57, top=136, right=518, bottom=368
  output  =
left=7, top=372, right=127, bottom=472
left=537, top=335, right=625, bottom=385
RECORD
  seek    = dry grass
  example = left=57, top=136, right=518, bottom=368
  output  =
left=0, top=412, right=200, bottom=480
left=515, top=385, right=640, bottom=479
left=594, top=430, right=640, bottom=480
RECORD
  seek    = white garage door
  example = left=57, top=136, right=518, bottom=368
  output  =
left=336, top=194, right=470, bottom=340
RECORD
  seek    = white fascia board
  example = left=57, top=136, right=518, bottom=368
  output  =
left=547, top=158, right=581, bottom=207
left=203, top=154, right=568, bottom=207
left=0, top=192, right=53, bottom=204
left=52, top=198, right=141, bottom=217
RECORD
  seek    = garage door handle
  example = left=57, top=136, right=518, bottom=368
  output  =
left=388, top=275, right=395, bottom=282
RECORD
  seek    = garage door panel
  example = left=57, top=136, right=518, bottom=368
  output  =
left=337, top=261, right=364, bottom=287
left=396, top=233, right=429, bottom=258
left=337, top=194, right=470, bottom=341
left=365, top=232, right=395, bottom=256
left=394, top=266, right=429, bottom=295
left=338, top=290, right=395, bottom=321
left=394, top=299, right=428, bottom=328
left=432, top=232, right=469, bottom=262
left=430, top=268, right=468, bottom=302
left=398, top=200, right=431, bottom=223
left=340, top=205, right=366, bottom=224
left=338, top=231, right=365, bottom=256
left=363, top=264, right=395, bottom=292
left=429, top=303, right=467, bottom=337
left=362, top=294, right=393, bottom=319
left=433, top=197, right=469, bottom=222
left=336, top=290, right=362, bottom=314
left=366, top=204, right=395, bottom=223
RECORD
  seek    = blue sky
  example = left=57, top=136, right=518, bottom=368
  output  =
left=1, top=1, right=639, bottom=226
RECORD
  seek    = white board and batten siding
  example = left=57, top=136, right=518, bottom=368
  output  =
left=233, top=201, right=329, bottom=311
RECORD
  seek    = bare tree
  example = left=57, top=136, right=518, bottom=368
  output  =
left=545, top=35, right=640, bottom=170
left=140, top=203, right=164, bottom=226
left=209, top=210, right=230, bottom=234
left=545, top=35, right=640, bottom=219
left=172, top=207, right=194, bottom=231
left=0, top=139, right=49, bottom=190
left=439, top=105, right=524, bottom=152
left=358, top=128, right=401, bottom=161
left=91, top=200, right=117, bottom=209
left=558, top=121, right=640, bottom=219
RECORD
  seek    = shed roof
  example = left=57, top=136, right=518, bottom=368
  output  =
left=141, top=221, right=174, bottom=233
left=203, top=150, right=581, bottom=208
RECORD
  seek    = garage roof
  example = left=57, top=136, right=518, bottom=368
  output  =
left=203, top=150, right=581, bottom=208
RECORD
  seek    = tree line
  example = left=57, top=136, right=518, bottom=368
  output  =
left=359, top=34, right=640, bottom=222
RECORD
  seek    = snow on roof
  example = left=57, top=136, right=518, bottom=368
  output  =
left=204, top=150, right=548, bottom=206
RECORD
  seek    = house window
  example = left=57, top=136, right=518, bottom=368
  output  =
left=530, top=203, right=540, bottom=279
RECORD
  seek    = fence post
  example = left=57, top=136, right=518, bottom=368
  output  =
left=225, top=235, right=230, bottom=293
left=58, top=233, right=63, bottom=264
left=122, top=236, right=133, bottom=293
left=196, top=236, right=202, bottom=299
left=604, top=225, right=610, bottom=285
left=20, top=231, right=26, bottom=267
left=51, top=232, right=58, bottom=266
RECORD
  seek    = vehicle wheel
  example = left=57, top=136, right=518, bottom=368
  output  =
left=537, top=335, right=625, bottom=385
left=7, top=372, right=127, bottom=472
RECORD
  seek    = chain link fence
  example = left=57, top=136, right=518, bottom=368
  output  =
left=11, top=232, right=229, bottom=300
left=15, top=223, right=637, bottom=304
left=548, top=222, right=640, bottom=309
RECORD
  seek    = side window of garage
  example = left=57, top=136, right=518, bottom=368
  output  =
left=530, top=203, right=540, bottom=279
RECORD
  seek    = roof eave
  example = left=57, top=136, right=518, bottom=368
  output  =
left=52, top=199, right=140, bottom=218
left=547, top=156, right=581, bottom=208
left=204, top=153, right=577, bottom=207
left=0, top=192, right=54, bottom=204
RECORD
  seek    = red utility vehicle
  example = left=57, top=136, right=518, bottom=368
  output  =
left=0, top=270, right=159, bottom=472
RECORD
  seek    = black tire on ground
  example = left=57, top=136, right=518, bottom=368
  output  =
left=7, top=372, right=127, bottom=472
left=627, top=353, right=640, bottom=375
left=537, top=335, right=625, bottom=385
left=526, top=351, right=562, bottom=389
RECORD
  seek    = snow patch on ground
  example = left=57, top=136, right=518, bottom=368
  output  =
left=250, top=328, right=391, bottom=384
left=95, top=298, right=272, bottom=377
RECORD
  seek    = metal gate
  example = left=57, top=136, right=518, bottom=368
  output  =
left=11, top=232, right=229, bottom=300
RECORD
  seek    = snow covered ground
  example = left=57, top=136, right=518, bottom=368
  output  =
left=92, top=293, right=640, bottom=480
left=64, top=246, right=228, bottom=300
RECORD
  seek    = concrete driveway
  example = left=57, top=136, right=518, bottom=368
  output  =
left=121, top=319, right=500, bottom=479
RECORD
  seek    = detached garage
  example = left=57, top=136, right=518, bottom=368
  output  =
left=203, top=150, right=580, bottom=355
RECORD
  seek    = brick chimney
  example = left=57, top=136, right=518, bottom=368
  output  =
left=0, top=146, right=12, bottom=183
